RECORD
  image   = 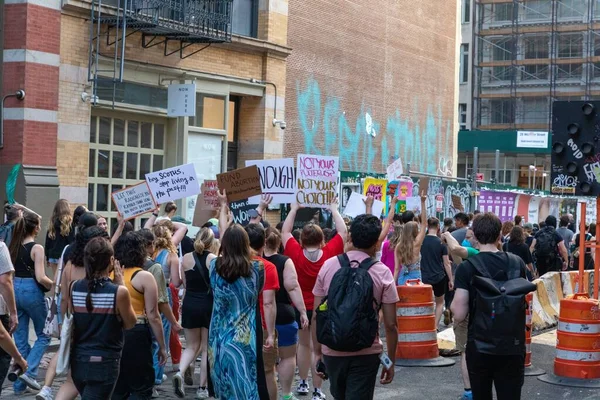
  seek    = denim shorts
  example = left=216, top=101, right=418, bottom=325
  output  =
left=48, top=258, right=60, bottom=264
left=397, top=268, right=422, bottom=286
left=276, top=321, right=299, bottom=347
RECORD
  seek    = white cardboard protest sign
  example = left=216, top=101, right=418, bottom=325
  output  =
left=386, top=157, right=404, bottom=182
left=406, top=196, right=422, bottom=213
left=145, top=163, right=201, bottom=203
left=112, top=182, right=157, bottom=220
left=296, top=154, right=339, bottom=208
left=343, top=192, right=385, bottom=218
left=245, top=158, right=296, bottom=204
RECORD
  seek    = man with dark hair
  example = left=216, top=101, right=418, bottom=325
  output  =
left=421, top=218, right=453, bottom=326
left=452, top=213, right=470, bottom=244
left=312, top=214, right=399, bottom=399
left=452, top=213, right=528, bottom=400
left=243, top=223, right=280, bottom=400
left=556, top=215, right=574, bottom=254
left=401, top=210, right=415, bottom=224
left=530, top=215, right=569, bottom=276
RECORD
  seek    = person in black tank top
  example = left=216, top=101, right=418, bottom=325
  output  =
left=172, top=228, right=216, bottom=399
left=263, top=227, right=309, bottom=400
left=8, top=211, right=53, bottom=394
left=70, top=237, right=136, bottom=399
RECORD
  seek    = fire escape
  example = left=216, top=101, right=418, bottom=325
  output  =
left=88, top=0, right=233, bottom=107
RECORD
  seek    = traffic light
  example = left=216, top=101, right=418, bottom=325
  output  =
left=551, top=101, right=600, bottom=196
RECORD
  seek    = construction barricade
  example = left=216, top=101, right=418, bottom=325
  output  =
left=395, top=279, right=454, bottom=367
left=539, top=293, right=600, bottom=388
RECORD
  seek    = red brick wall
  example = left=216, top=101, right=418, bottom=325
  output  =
left=285, top=0, right=458, bottom=175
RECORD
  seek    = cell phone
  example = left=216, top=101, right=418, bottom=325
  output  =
left=316, top=360, right=328, bottom=380
left=379, top=352, right=393, bottom=369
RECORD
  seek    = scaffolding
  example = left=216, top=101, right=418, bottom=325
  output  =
left=88, top=0, right=233, bottom=107
left=473, top=0, right=600, bottom=131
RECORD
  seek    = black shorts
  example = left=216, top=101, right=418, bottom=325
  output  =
left=295, top=308, right=313, bottom=326
left=430, top=276, right=449, bottom=298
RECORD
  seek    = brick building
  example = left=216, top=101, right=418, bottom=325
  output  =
left=0, top=0, right=290, bottom=230
left=284, top=0, right=460, bottom=177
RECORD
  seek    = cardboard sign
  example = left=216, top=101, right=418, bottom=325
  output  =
left=296, top=154, right=339, bottom=207
left=343, top=192, right=385, bottom=218
left=230, top=199, right=256, bottom=226
left=145, top=163, right=201, bottom=203
left=451, top=195, right=464, bottom=212
left=406, top=197, right=422, bottom=213
left=201, top=180, right=219, bottom=210
left=111, top=182, right=157, bottom=220
left=192, top=193, right=217, bottom=227
left=386, top=157, right=403, bottom=182
left=216, top=165, right=262, bottom=203
left=245, top=158, right=296, bottom=204
left=419, top=177, right=430, bottom=194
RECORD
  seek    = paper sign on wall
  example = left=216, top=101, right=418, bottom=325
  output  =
left=167, top=83, right=196, bottom=117
left=363, top=178, right=388, bottom=213
left=386, top=158, right=403, bottom=182
left=406, top=197, right=422, bottom=213
left=112, top=182, right=157, bottom=220
left=343, top=192, right=385, bottom=218
left=216, top=165, right=262, bottom=203
left=296, top=154, right=339, bottom=208
left=145, top=163, right=201, bottom=203
left=245, top=158, right=296, bottom=204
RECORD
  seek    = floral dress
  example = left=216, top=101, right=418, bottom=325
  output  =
left=208, top=259, right=264, bottom=400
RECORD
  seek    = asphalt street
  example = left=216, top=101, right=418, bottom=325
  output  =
left=2, top=329, right=598, bottom=399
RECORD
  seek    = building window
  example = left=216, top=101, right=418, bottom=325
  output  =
left=462, top=0, right=471, bottom=23
left=189, top=94, right=226, bottom=129
left=556, top=62, right=583, bottom=80
left=88, top=114, right=166, bottom=231
left=460, top=44, right=470, bottom=83
left=490, top=66, right=512, bottom=81
left=558, top=0, right=586, bottom=19
left=523, top=35, right=549, bottom=59
left=490, top=99, right=514, bottom=124
left=522, top=0, right=552, bottom=20
left=228, top=97, right=241, bottom=171
left=558, top=33, right=584, bottom=58
left=232, top=0, right=258, bottom=37
left=459, top=104, right=468, bottom=130
left=489, top=38, right=513, bottom=61
left=491, top=170, right=512, bottom=184
left=495, top=3, right=514, bottom=21
left=96, top=79, right=168, bottom=109
left=522, top=97, right=549, bottom=124
left=522, top=64, right=549, bottom=81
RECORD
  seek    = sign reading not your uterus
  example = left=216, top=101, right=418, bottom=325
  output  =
left=145, top=163, right=201, bottom=203
left=296, top=154, right=339, bottom=207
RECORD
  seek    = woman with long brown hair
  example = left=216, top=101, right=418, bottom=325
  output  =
left=45, top=199, right=73, bottom=277
left=503, top=225, right=536, bottom=279
left=394, top=192, right=427, bottom=285
left=10, top=211, right=52, bottom=394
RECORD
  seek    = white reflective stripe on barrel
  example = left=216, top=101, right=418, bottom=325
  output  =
left=526, top=315, right=532, bottom=325
left=526, top=343, right=531, bottom=353
left=397, top=331, right=438, bottom=342
left=556, top=349, right=600, bottom=362
left=397, top=306, right=434, bottom=317
left=558, top=321, right=600, bottom=334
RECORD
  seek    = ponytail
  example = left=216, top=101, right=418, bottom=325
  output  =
left=194, top=227, right=215, bottom=254
left=9, top=211, right=40, bottom=264
left=83, top=236, right=114, bottom=313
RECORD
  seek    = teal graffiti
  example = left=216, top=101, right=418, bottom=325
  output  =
left=296, top=78, right=452, bottom=174
left=6, top=164, right=20, bottom=204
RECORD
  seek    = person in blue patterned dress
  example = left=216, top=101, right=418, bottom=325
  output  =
left=209, top=223, right=265, bottom=400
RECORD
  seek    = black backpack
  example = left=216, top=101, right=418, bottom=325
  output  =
left=534, top=228, right=558, bottom=266
left=467, top=253, right=536, bottom=355
left=316, top=254, right=379, bottom=352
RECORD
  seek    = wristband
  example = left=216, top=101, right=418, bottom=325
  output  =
left=152, top=212, right=159, bottom=217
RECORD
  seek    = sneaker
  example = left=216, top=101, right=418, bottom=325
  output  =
left=297, top=381, right=309, bottom=395
left=312, top=389, right=326, bottom=400
left=35, top=386, right=53, bottom=400
left=152, top=388, right=160, bottom=398
left=196, top=387, right=209, bottom=399
left=184, top=365, right=194, bottom=385
left=19, top=374, right=41, bottom=391
left=162, top=374, right=168, bottom=382
left=459, top=391, right=473, bottom=400
left=172, top=372, right=185, bottom=398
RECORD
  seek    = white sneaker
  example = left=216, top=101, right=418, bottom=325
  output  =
left=152, top=388, right=159, bottom=398
left=172, top=372, right=185, bottom=398
left=297, top=381, right=310, bottom=395
left=35, top=386, right=53, bottom=400
left=162, top=374, right=168, bottom=382
left=19, top=374, right=41, bottom=391
left=196, top=387, right=209, bottom=399
left=312, top=389, right=326, bottom=400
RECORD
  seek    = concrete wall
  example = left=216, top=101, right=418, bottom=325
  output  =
left=284, top=0, right=459, bottom=176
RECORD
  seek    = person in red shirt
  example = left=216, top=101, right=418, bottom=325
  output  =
left=282, top=199, right=347, bottom=400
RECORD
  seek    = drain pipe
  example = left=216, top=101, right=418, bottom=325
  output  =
left=0, top=90, right=26, bottom=149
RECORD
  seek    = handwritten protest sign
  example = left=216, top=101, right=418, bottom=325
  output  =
left=201, top=180, right=219, bottom=210
left=296, top=154, right=339, bottom=207
left=406, top=197, right=422, bottom=213
left=145, top=163, right=201, bottom=203
left=216, top=165, right=262, bottom=203
left=230, top=199, right=256, bottom=225
left=245, top=158, right=296, bottom=204
left=363, top=178, right=387, bottom=213
left=112, top=182, right=156, bottom=220
left=386, top=158, right=404, bottom=182
left=343, top=192, right=385, bottom=218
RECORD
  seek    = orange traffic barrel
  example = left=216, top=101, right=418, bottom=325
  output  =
left=395, top=279, right=455, bottom=367
left=539, top=293, right=600, bottom=388
left=524, top=293, right=544, bottom=376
